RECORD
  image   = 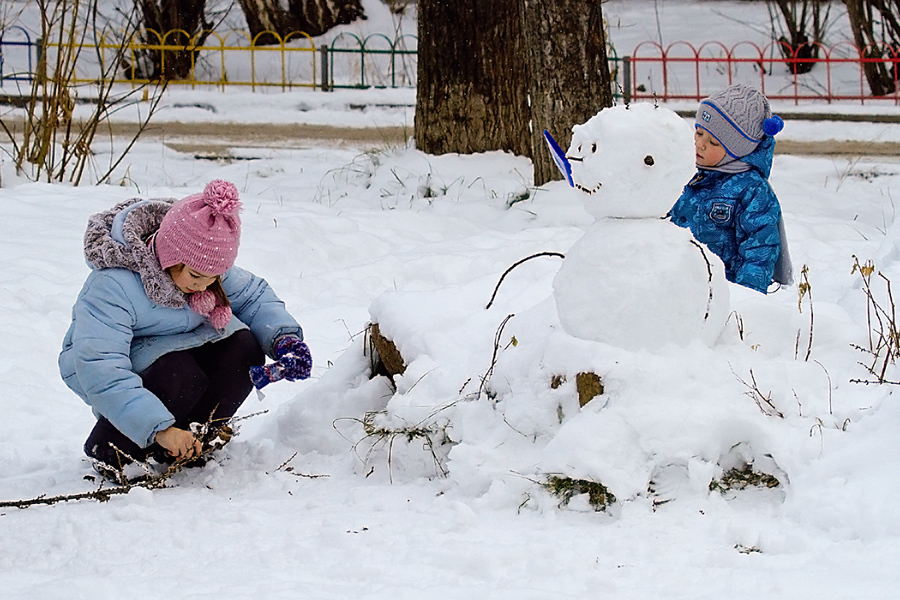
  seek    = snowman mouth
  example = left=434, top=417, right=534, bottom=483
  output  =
left=564, top=154, right=600, bottom=193
left=574, top=181, right=602, bottom=194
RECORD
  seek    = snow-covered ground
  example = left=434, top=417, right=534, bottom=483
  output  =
left=3, top=2, right=900, bottom=599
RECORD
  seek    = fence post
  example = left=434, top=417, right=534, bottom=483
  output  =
left=320, top=44, right=329, bottom=91
left=622, top=55, right=631, bottom=104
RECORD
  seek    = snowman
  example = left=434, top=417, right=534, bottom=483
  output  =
left=547, top=103, right=730, bottom=351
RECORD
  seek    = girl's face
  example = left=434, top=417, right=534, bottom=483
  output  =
left=169, top=265, right=217, bottom=294
left=694, top=127, right=727, bottom=167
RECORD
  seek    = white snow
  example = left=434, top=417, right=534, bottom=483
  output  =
left=2, top=1, right=900, bottom=598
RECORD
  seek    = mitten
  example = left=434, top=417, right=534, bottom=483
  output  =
left=249, top=337, right=312, bottom=389
left=274, top=334, right=306, bottom=359
left=250, top=362, right=282, bottom=389
left=279, top=348, right=312, bottom=381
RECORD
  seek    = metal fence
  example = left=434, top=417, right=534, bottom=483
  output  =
left=0, top=28, right=418, bottom=91
left=6, top=30, right=900, bottom=104
left=0, top=26, right=36, bottom=84
left=625, top=40, right=900, bottom=105
left=327, top=32, right=417, bottom=89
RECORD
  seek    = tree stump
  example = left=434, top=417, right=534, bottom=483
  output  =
left=368, top=323, right=406, bottom=379
left=575, top=372, right=604, bottom=408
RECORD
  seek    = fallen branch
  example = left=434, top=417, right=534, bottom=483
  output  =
left=0, top=485, right=134, bottom=509
left=0, top=411, right=267, bottom=509
left=271, top=452, right=330, bottom=479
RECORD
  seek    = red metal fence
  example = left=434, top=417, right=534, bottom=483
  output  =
left=623, top=40, right=900, bottom=105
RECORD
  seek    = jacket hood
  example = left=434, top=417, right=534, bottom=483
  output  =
left=741, top=135, right=775, bottom=180
left=84, top=197, right=187, bottom=308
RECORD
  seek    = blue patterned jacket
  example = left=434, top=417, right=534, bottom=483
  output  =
left=668, top=136, right=782, bottom=293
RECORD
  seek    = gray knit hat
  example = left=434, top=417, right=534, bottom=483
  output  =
left=696, top=84, right=784, bottom=158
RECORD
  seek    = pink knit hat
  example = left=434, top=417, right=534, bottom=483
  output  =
left=156, top=180, right=241, bottom=276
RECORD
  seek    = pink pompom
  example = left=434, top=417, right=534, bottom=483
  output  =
left=209, top=305, right=233, bottom=330
left=189, top=289, right=217, bottom=315
left=203, top=180, right=240, bottom=216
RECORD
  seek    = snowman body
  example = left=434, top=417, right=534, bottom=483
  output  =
left=552, top=103, right=730, bottom=350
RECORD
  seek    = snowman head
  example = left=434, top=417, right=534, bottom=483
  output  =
left=566, top=103, right=695, bottom=220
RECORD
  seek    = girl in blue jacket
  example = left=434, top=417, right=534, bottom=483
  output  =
left=59, top=180, right=311, bottom=478
left=668, top=84, right=792, bottom=293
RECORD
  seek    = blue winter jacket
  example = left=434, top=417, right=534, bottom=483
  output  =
left=668, top=136, right=782, bottom=293
left=59, top=197, right=303, bottom=448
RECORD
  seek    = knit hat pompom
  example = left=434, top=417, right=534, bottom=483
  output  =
left=202, top=179, right=240, bottom=216
left=156, top=179, right=242, bottom=276
left=763, top=115, right=784, bottom=137
left=188, top=289, right=232, bottom=329
left=696, top=84, right=779, bottom=159
left=209, top=305, right=233, bottom=331
left=189, top=289, right=217, bottom=315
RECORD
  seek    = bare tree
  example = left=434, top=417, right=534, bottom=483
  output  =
left=121, top=0, right=213, bottom=81
left=842, top=0, right=900, bottom=96
left=237, top=0, right=366, bottom=44
left=1, top=0, right=166, bottom=184
left=414, top=0, right=612, bottom=187
left=767, top=0, right=834, bottom=74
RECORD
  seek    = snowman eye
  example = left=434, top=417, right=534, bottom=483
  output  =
left=644, top=155, right=655, bottom=166
left=591, top=143, right=597, bottom=153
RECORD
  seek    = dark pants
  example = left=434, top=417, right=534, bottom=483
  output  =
left=84, top=329, right=265, bottom=466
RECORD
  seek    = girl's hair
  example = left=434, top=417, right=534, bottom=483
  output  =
left=167, top=264, right=231, bottom=307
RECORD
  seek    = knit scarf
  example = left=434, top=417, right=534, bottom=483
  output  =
left=703, top=155, right=752, bottom=174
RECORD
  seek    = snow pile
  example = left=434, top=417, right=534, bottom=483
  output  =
left=2, top=108, right=900, bottom=596
left=270, top=104, right=893, bottom=523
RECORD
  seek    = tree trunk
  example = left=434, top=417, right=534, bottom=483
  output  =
left=414, top=0, right=528, bottom=157
left=414, top=0, right=611, bottom=187
left=843, top=0, right=897, bottom=96
left=126, top=0, right=211, bottom=80
left=525, top=2, right=611, bottom=187
left=237, top=0, right=366, bottom=44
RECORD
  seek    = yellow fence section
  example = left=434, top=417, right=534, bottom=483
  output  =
left=48, top=28, right=318, bottom=91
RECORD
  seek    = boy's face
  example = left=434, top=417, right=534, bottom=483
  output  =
left=694, top=127, right=727, bottom=167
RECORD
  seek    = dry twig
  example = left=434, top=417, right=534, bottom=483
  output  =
left=485, top=252, right=564, bottom=309
left=850, top=256, right=900, bottom=384
left=732, top=366, right=784, bottom=418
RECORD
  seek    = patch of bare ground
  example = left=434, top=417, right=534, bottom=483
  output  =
left=5, top=115, right=897, bottom=158
left=774, top=139, right=900, bottom=157
left=132, top=121, right=900, bottom=158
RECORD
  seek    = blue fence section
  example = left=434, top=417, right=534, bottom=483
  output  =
left=0, top=26, right=36, bottom=85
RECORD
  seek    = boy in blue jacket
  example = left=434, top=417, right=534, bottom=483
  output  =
left=668, top=84, right=792, bottom=293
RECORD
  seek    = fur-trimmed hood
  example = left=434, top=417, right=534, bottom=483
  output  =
left=83, top=197, right=187, bottom=308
